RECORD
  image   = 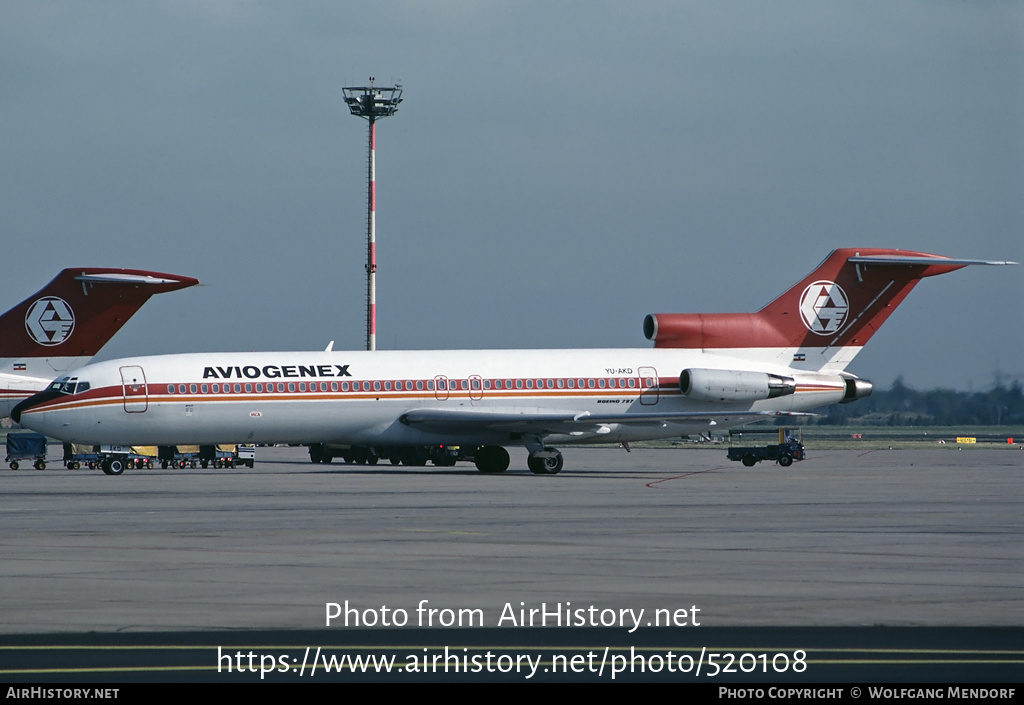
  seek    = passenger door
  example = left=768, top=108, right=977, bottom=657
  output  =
left=120, top=365, right=148, bottom=413
left=638, top=366, right=659, bottom=406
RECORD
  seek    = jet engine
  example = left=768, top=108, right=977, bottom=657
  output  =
left=679, top=368, right=797, bottom=403
left=840, top=376, right=873, bottom=404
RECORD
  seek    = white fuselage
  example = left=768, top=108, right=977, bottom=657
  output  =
left=18, top=347, right=848, bottom=447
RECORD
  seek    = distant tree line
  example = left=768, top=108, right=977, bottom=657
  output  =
left=810, top=378, right=1024, bottom=426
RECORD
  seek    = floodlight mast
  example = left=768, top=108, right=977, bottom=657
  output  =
left=343, top=78, right=403, bottom=351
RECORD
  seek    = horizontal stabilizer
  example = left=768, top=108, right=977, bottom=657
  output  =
left=847, top=255, right=1017, bottom=267
left=74, top=272, right=200, bottom=286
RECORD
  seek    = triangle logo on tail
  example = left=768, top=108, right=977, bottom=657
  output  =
left=24, top=297, right=76, bottom=346
left=798, top=281, right=849, bottom=335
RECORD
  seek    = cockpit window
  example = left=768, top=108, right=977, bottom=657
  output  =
left=49, top=377, right=90, bottom=395
left=50, top=377, right=75, bottom=394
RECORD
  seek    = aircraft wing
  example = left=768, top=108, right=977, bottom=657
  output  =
left=398, top=408, right=798, bottom=435
left=569, top=410, right=807, bottom=426
left=399, top=409, right=584, bottom=435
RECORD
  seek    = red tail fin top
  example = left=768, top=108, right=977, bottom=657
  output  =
left=0, top=269, right=199, bottom=358
left=645, top=249, right=988, bottom=350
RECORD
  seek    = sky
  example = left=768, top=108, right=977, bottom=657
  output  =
left=2, top=1, right=1022, bottom=391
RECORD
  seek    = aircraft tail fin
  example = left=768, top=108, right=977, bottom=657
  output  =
left=0, top=269, right=199, bottom=360
left=644, top=248, right=1013, bottom=371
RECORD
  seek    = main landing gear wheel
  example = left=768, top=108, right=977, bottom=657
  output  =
left=102, top=458, right=125, bottom=476
left=474, top=446, right=510, bottom=474
left=527, top=449, right=564, bottom=475
left=307, top=444, right=336, bottom=464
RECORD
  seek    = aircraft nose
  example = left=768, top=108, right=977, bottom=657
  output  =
left=11, top=389, right=63, bottom=424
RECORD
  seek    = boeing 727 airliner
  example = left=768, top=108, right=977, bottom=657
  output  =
left=13, top=249, right=1012, bottom=474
